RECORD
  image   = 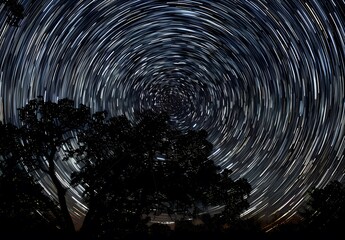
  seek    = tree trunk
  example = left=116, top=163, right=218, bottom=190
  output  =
left=79, top=199, right=101, bottom=237
left=48, top=155, right=76, bottom=233
left=79, top=206, right=94, bottom=233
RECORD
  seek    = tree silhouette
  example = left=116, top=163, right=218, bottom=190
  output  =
left=0, top=122, right=61, bottom=235
left=300, top=180, right=345, bottom=235
left=16, top=97, right=91, bottom=233
left=0, top=0, right=25, bottom=26
left=1, top=98, right=252, bottom=238
left=72, top=110, right=252, bottom=239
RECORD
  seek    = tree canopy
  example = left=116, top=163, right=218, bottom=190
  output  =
left=16, top=97, right=90, bottom=233
left=72, top=109, right=252, bottom=239
left=0, top=122, right=61, bottom=235
left=5, top=97, right=345, bottom=239
left=300, top=180, right=345, bottom=234
left=0, top=97, right=252, bottom=239
left=0, top=0, right=25, bottom=26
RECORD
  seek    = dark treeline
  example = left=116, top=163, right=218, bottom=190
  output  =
left=0, top=97, right=344, bottom=239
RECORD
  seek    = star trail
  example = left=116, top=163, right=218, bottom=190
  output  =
left=1, top=0, right=345, bottom=230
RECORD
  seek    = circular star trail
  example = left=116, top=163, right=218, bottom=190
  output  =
left=1, top=0, right=345, bottom=229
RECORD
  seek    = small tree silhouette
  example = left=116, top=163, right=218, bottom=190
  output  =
left=301, top=180, right=345, bottom=236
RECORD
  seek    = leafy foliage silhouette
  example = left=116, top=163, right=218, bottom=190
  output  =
left=0, top=122, right=61, bottom=234
left=72, top=109, right=252, bottom=239
left=0, top=98, right=252, bottom=239
left=301, top=180, right=345, bottom=234
left=0, top=0, right=25, bottom=26
left=16, top=97, right=90, bottom=233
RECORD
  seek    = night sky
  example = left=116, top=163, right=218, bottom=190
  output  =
left=1, top=0, right=345, bottom=230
